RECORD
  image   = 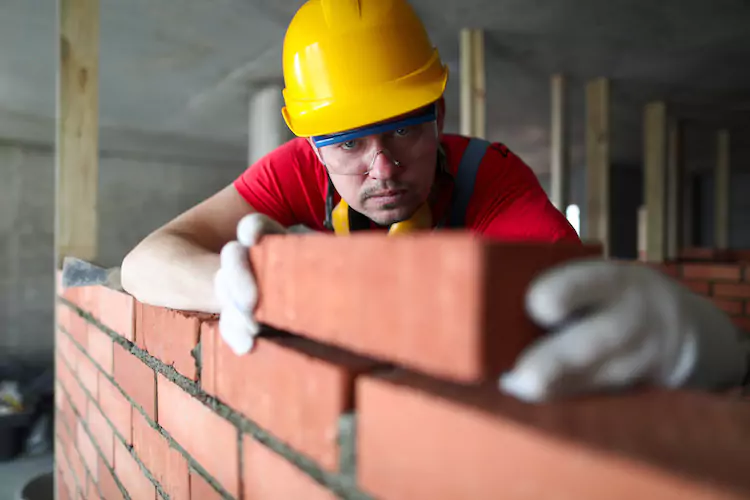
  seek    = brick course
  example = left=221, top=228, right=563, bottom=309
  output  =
left=54, top=237, right=750, bottom=500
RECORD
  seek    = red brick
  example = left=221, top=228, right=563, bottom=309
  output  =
left=243, top=436, right=337, bottom=500
left=60, top=284, right=98, bottom=315
left=712, top=298, right=743, bottom=316
left=59, top=392, right=77, bottom=436
left=135, top=302, right=200, bottom=380
left=98, top=373, right=132, bottom=445
left=55, top=379, right=65, bottom=411
left=58, top=355, right=87, bottom=418
left=58, top=304, right=89, bottom=350
left=132, top=410, right=190, bottom=500
left=682, top=264, right=741, bottom=282
left=680, top=279, right=711, bottom=295
left=734, top=317, right=750, bottom=334
left=190, top=470, right=223, bottom=500
left=76, top=353, right=99, bottom=400
left=66, top=439, right=87, bottom=493
left=680, top=280, right=711, bottom=295
left=679, top=247, right=723, bottom=261
left=157, top=374, right=239, bottom=497
left=113, top=438, right=156, bottom=500
left=250, top=233, right=601, bottom=383
left=58, top=329, right=80, bottom=372
left=94, top=286, right=135, bottom=341
left=57, top=442, right=77, bottom=500
left=745, top=301, right=750, bottom=316
left=357, top=371, right=750, bottom=500
left=202, top=321, right=375, bottom=471
left=113, top=343, right=156, bottom=419
left=98, top=456, right=124, bottom=500
left=77, top=421, right=99, bottom=481
left=88, top=325, right=113, bottom=375
left=650, top=262, right=680, bottom=278
left=88, top=400, right=114, bottom=467
left=745, top=266, right=750, bottom=282
left=714, top=283, right=750, bottom=299
left=87, top=475, right=98, bottom=499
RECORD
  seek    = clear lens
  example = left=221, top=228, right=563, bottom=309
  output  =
left=318, top=120, right=437, bottom=176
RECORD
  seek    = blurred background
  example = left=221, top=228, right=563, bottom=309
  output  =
left=0, top=0, right=749, bottom=497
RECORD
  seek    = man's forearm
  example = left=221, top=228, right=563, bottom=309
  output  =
left=120, top=231, right=223, bottom=313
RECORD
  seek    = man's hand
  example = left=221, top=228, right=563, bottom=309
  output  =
left=214, top=214, right=288, bottom=355
left=499, top=259, right=749, bottom=402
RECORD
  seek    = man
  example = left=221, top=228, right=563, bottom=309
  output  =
left=121, top=0, right=748, bottom=402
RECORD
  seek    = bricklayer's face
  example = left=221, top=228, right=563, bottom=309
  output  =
left=312, top=99, right=446, bottom=227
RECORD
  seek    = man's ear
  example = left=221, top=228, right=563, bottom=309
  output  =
left=436, top=96, right=446, bottom=136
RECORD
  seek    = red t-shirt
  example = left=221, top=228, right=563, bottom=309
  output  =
left=234, top=134, right=580, bottom=243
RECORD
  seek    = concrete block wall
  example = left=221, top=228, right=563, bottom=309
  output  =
left=0, top=141, right=242, bottom=363
left=53, top=233, right=750, bottom=499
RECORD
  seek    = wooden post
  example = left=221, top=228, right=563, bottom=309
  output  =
left=643, top=101, right=667, bottom=262
left=460, top=28, right=486, bottom=139
left=666, top=119, right=683, bottom=260
left=56, top=0, right=100, bottom=266
left=550, top=74, right=569, bottom=211
left=715, top=129, right=730, bottom=249
left=585, top=78, right=610, bottom=256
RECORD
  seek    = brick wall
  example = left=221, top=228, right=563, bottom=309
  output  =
left=650, top=259, right=750, bottom=333
left=54, top=233, right=750, bottom=500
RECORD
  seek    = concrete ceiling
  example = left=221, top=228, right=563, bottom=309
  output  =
left=1, top=0, right=749, bottom=172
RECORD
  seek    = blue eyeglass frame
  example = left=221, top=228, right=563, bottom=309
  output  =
left=311, top=103, right=437, bottom=148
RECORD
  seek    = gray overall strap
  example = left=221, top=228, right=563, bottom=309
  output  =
left=445, top=138, right=491, bottom=228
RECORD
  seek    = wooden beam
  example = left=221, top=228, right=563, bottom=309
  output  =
left=56, top=0, right=99, bottom=266
left=585, top=78, right=610, bottom=256
left=550, top=74, right=569, bottom=211
left=460, top=29, right=485, bottom=139
left=643, top=101, right=667, bottom=262
left=715, top=129, right=730, bottom=249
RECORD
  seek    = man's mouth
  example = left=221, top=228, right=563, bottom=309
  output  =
left=367, top=189, right=408, bottom=206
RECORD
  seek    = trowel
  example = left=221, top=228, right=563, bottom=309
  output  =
left=60, top=256, right=123, bottom=291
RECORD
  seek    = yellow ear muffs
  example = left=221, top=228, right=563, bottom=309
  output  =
left=331, top=199, right=433, bottom=236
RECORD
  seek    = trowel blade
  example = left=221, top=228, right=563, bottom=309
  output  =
left=61, top=256, right=122, bottom=290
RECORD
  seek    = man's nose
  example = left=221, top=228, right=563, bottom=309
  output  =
left=367, top=149, right=401, bottom=180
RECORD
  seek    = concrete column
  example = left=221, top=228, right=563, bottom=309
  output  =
left=248, top=83, right=293, bottom=165
left=715, top=129, right=730, bottom=249
left=550, top=74, right=569, bottom=211
left=643, top=101, right=667, bottom=262
left=460, top=28, right=486, bottom=138
left=585, top=77, right=610, bottom=256
left=666, top=119, right=684, bottom=260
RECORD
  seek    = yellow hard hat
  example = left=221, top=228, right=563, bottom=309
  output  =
left=281, top=0, right=449, bottom=138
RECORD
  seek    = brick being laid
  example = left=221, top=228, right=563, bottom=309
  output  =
left=357, top=370, right=750, bottom=500
left=249, top=232, right=601, bottom=383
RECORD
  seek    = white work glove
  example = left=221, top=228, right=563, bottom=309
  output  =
left=499, top=259, right=749, bottom=402
left=214, top=213, right=287, bottom=355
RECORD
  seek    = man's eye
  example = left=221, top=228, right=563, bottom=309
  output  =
left=341, top=140, right=356, bottom=150
left=394, top=128, right=409, bottom=136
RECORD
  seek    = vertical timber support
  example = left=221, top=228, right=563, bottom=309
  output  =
left=550, top=73, right=570, bottom=211
left=715, top=129, right=730, bottom=249
left=585, top=77, right=610, bottom=256
left=666, top=118, right=684, bottom=261
left=643, top=101, right=667, bottom=263
left=56, top=0, right=100, bottom=266
left=460, top=28, right=486, bottom=139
